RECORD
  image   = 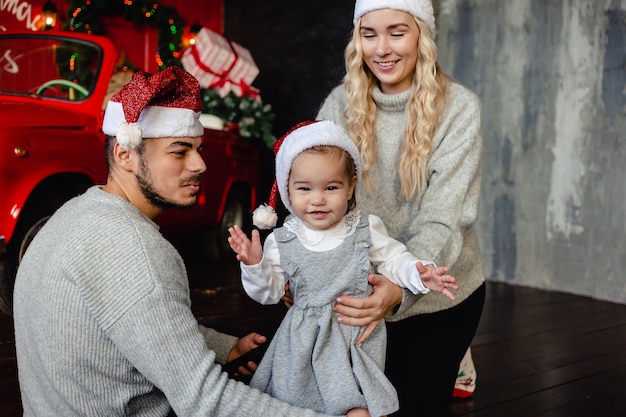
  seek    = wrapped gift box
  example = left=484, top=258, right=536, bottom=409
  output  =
left=181, top=28, right=259, bottom=97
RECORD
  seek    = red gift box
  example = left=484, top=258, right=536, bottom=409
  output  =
left=181, top=28, right=260, bottom=97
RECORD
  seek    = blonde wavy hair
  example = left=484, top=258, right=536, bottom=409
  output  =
left=343, top=17, right=448, bottom=200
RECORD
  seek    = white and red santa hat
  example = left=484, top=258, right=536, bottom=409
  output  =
left=353, top=0, right=436, bottom=35
left=253, top=120, right=362, bottom=230
left=102, top=66, right=204, bottom=149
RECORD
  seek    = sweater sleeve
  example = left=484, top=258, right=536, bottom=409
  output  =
left=391, top=84, right=483, bottom=318
left=197, top=325, right=238, bottom=364
left=107, top=267, right=342, bottom=417
left=109, top=289, right=342, bottom=417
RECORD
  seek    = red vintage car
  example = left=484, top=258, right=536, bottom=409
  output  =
left=0, top=31, right=261, bottom=315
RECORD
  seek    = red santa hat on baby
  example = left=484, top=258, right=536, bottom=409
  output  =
left=253, top=120, right=362, bottom=230
left=353, top=0, right=436, bottom=35
left=102, top=66, right=204, bottom=149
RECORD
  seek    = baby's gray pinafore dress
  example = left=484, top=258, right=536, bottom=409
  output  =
left=249, top=216, right=399, bottom=417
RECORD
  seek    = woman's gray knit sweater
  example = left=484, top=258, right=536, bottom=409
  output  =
left=317, top=82, right=485, bottom=319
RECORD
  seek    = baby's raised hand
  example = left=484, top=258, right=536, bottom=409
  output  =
left=227, top=225, right=263, bottom=265
left=416, top=262, right=459, bottom=301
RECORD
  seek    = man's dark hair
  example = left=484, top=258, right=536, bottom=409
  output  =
left=105, top=135, right=145, bottom=171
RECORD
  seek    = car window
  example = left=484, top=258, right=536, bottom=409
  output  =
left=0, top=35, right=101, bottom=101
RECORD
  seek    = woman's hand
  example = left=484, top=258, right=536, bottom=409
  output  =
left=334, top=273, right=403, bottom=345
left=280, top=282, right=294, bottom=308
left=346, top=407, right=371, bottom=416
left=226, top=332, right=267, bottom=377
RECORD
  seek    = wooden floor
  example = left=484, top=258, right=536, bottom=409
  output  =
left=451, top=281, right=626, bottom=417
left=1, top=250, right=625, bottom=416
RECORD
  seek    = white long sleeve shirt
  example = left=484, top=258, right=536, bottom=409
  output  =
left=241, top=212, right=434, bottom=305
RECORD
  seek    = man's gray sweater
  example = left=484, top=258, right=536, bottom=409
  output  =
left=13, top=186, right=340, bottom=417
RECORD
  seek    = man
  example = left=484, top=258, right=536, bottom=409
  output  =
left=13, top=66, right=366, bottom=417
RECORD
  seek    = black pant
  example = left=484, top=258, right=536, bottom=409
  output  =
left=386, top=283, right=486, bottom=417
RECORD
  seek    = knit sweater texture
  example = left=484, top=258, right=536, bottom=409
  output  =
left=317, top=82, right=485, bottom=319
left=13, top=186, right=340, bottom=417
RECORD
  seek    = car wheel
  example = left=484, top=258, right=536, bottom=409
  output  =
left=0, top=242, right=10, bottom=316
left=17, top=216, right=51, bottom=263
left=203, top=191, right=248, bottom=260
left=2, top=205, right=62, bottom=316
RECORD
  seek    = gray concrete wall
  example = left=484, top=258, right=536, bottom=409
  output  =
left=436, top=0, right=626, bottom=303
left=225, top=0, right=626, bottom=304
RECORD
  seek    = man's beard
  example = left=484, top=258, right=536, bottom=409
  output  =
left=135, top=156, right=200, bottom=211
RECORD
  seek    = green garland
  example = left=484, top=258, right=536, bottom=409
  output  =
left=202, top=89, right=276, bottom=149
left=66, top=0, right=184, bottom=69
left=64, top=0, right=276, bottom=148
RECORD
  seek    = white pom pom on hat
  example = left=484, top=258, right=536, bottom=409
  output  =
left=116, top=122, right=142, bottom=150
left=353, top=0, right=436, bottom=35
left=102, top=66, right=204, bottom=149
left=252, top=202, right=279, bottom=230
left=252, top=120, right=362, bottom=230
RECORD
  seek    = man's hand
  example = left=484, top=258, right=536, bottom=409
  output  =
left=226, top=332, right=267, bottom=377
left=333, top=273, right=403, bottom=345
left=227, top=225, right=263, bottom=265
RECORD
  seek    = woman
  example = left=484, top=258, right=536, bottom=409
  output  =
left=316, top=1, right=486, bottom=415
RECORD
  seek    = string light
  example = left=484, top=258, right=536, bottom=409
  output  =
left=62, top=0, right=276, bottom=148
left=155, top=53, right=164, bottom=68
left=65, top=0, right=184, bottom=69
left=69, top=53, right=77, bottom=71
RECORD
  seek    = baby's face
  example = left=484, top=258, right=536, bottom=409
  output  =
left=288, top=151, right=357, bottom=231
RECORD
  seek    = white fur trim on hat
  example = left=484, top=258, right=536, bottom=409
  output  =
left=353, top=0, right=436, bottom=34
left=102, top=101, right=204, bottom=148
left=275, top=120, right=362, bottom=214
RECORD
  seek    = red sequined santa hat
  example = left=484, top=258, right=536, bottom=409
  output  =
left=252, top=120, right=362, bottom=230
left=102, top=66, right=204, bottom=149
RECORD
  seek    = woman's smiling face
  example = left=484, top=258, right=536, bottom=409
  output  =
left=359, top=9, right=420, bottom=94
